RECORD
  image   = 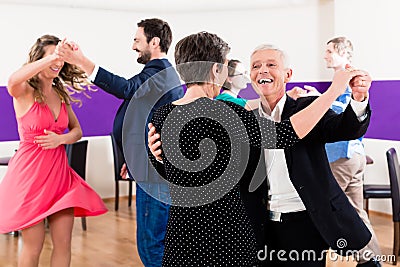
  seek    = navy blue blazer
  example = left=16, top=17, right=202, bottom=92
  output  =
left=94, top=58, right=184, bottom=182
left=242, top=95, right=372, bottom=253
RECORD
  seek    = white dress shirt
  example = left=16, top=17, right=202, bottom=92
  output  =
left=258, top=93, right=369, bottom=213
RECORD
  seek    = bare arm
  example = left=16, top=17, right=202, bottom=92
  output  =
left=34, top=104, right=82, bottom=149
left=290, top=69, right=369, bottom=139
left=7, top=55, right=59, bottom=99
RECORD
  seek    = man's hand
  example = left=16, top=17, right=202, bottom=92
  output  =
left=148, top=123, right=163, bottom=161
left=55, top=39, right=95, bottom=76
left=350, top=71, right=371, bottom=102
left=287, top=85, right=321, bottom=100
left=120, top=163, right=128, bottom=179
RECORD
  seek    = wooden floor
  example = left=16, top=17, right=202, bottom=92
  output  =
left=0, top=197, right=398, bottom=267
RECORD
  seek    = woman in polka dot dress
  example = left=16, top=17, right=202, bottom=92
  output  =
left=148, top=32, right=359, bottom=266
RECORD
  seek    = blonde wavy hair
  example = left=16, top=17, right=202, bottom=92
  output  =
left=27, top=34, right=95, bottom=106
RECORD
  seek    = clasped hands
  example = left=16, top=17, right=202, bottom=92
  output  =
left=288, top=65, right=371, bottom=102
left=48, top=38, right=83, bottom=66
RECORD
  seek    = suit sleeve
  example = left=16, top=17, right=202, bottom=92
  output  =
left=93, top=61, right=164, bottom=100
left=222, top=101, right=299, bottom=149
left=298, top=97, right=371, bottom=143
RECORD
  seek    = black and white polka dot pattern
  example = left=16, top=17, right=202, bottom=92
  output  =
left=150, top=97, right=299, bottom=266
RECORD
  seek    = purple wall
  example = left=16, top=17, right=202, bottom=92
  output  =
left=1, top=80, right=399, bottom=141
left=0, top=86, right=122, bottom=141
left=239, top=80, right=400, bottom=141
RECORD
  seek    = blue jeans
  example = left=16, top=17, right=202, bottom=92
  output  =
left=136, top=183, right=170, bottom=267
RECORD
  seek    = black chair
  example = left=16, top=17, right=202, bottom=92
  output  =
left=66, top=140, right=89, bottom=231
left=110, top=133, right=133, bottom=211
left=387, top=148, right=400, bottom=265
left=363, top=155, right=391, bottom=215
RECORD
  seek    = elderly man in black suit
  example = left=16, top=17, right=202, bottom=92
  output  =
left=250, top=44, right=378, bottom=267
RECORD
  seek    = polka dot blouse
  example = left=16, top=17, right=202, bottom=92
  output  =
left=150, top=97, right=299, bottom=267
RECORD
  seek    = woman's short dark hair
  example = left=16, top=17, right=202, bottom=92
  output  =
left=137, top=18, right=172, bottom=53
left=174, top=31, right=230, bottom=86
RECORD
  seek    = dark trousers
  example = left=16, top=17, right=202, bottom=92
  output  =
left=259, top=211, right=329, bottom=267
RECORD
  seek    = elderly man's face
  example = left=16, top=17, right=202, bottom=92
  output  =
left=250, top=49, right=291, bottom=100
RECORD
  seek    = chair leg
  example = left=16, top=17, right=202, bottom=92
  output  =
left=81, top=217, right=87, bottom=231
left=393, top=221, right=399, bottom=265
left=128, top=180, right=132, bottom=207
left=364, top=198, right=369, bottom=216
left=115, top=181, right=119, bottom=211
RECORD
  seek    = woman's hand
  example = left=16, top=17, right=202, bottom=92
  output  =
left=34, top=129, right=63, bottom=150
left=148, top=123, right=163, bottom=161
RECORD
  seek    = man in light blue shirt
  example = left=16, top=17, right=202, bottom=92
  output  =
left=324, top=37, right=381, bottom=266
left=286, top=37, right=381, bottom=266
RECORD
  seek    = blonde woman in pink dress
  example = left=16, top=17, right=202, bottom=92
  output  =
left=0, top=35, right=107, bottom=267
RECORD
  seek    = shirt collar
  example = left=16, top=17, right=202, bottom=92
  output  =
left=258, top=94, right=287, bottom=122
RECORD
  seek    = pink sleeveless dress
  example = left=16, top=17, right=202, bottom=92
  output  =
left=0, top=101, right=107, bottom=233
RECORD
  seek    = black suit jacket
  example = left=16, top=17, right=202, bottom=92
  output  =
left=242, top=95, right=372, bottom=253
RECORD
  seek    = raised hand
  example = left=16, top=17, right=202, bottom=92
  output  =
left=330, top=68, right=367, bottom=98
left=54, top=39, right=95, bottom=75
left=55, top=39, right=83, bottom=66
left=349, top=71, right=371, bottom=101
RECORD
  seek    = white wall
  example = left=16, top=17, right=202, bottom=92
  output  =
left=0, top=0, right=334, bottom=84
left=334, top=0, right=400, bottom=80
left=1, top=0, right=399, bottom=214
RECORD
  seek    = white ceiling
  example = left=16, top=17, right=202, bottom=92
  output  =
left=0, top=0, right=318, bottom=12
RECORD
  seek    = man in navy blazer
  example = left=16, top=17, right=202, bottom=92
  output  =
left=249, top=44, right=379, bottom=267
left=60, top=18, right=183, bottom=267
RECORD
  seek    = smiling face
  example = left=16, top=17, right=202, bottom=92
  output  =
left=39, top=45, right=64, bottom=80
left=132, top=27, right=152, bottom=64
left=250, top=49, right=292, bottom=103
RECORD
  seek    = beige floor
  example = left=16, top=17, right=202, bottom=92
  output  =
left=0, top=198, right=398, bottom=267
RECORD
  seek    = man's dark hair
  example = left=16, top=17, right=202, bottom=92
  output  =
left=174, top=31, right=230, bottom=86
left=137, top=18, right=172, bottom=53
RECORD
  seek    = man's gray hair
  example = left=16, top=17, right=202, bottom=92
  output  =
left=251, top=44, right=290, bottom=68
